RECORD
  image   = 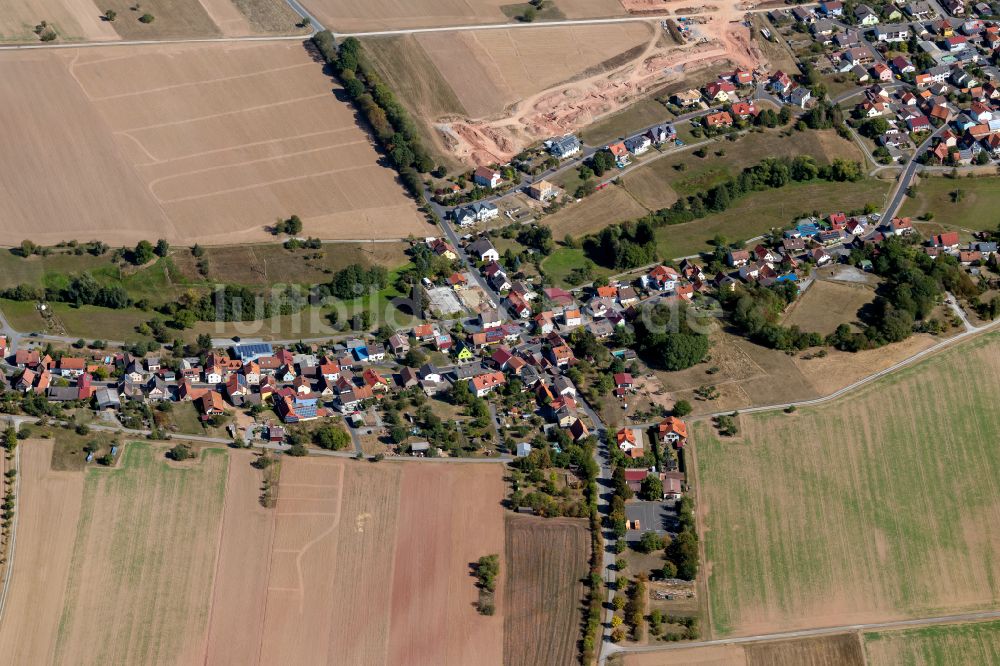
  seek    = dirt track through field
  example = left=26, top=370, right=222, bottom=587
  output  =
left=0, top=41, right=426, bottom=246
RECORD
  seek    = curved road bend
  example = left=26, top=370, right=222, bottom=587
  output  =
left=882, top=125, right=947, bottom=221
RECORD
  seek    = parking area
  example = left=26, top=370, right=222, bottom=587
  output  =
left=625, top=500, right=678, bottom=540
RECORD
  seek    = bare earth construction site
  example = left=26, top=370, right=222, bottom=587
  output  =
left=364, top=2, right=768, bottom=166
left=0, top=41, right=427, bottom=246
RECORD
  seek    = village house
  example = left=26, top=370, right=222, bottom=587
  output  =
left=548, top=134, right=581, bottom=158
left=673, top=88, right=702, bottom=107
left=704, top=111, right=733, bottom=128
left=470, top=371, right=506, bottom=397
left=527, top=180, right=558, bottom=201
left=616, top=427, right=646, bottom=459
left=659, top=416, right=688, bottom=447
left=472, top=166, right=502, bottom=189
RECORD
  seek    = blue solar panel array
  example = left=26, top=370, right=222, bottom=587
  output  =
left=232, top=343, right=274, bottom=362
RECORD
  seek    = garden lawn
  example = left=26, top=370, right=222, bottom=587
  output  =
left=541, top=248, right=614, bottom=287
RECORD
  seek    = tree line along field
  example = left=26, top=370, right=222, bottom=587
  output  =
left=544, top=128, right=875, bottom=242
left=0, top=42, right=427, bottom=248
left=0, top=442, right=512, bottom=665
left=0, top=0, right=304, bottom=43
left=692, top=332, right=1000, bottom=639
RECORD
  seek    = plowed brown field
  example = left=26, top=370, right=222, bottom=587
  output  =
left=249, top=458, right=507, bottom=665
left=503, top=514, right=589, bottom=666
left=0, top=41, right=425, bottom=247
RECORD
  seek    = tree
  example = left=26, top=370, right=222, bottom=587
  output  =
left=313, top=425, right=351, bottom=450
left=104, top=9, right=116, bottom=21
left=639, top=474, right=663, bottom=501
left=521, top=5, right=537, bottom=21
left=475, top=554, right=500, bottom=592
left=191, top=244, right=205, bottom=258
left=154, top=239, right=169, bottom=257
left=672, top=399, right=692, bottom=417
left=667, top=528, right=699, bottom=580
left=132, top=240, right=154, bottom=265
left=859, top=116, right=889, bottom=139
left=19, top=240, right=36, bottom=257
left=167, top=443, right=193, bottom=461
left=636, top=530, right=665, bottom=554
left=138, top=12, right=155, bottom=22
left=3, top=427, right=17, bottom=453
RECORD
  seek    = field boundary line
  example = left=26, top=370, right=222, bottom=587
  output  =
left=0, top=443, right=20, bottom=625
left=120, top=93, right=329, bottom=133
left=145, top=141, right=369, bottom=190
left=83, top=62, right=316, bottom=101
left=129, top=127, right=356, bottom=167
left=153, top=162, right=382, bottom=204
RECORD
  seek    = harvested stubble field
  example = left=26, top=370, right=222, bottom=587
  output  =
left=545, top=185, right=650, bottom=239
left=308, top=0, right=625, bottom=32
left=0, top=41, right=426, bottom=247
left=694, top=333, right=1000, bottom=638
left=503, top=514, right=589, bottom=666
left=865, top=619, right=1000, bottom=665
left=0, top=446, right=508, bottom=664
left=0, top=0, right=301, bottom=42
left=0, top=440, right=85, bottom=664
left=56, top=442, right=228, bottom=664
